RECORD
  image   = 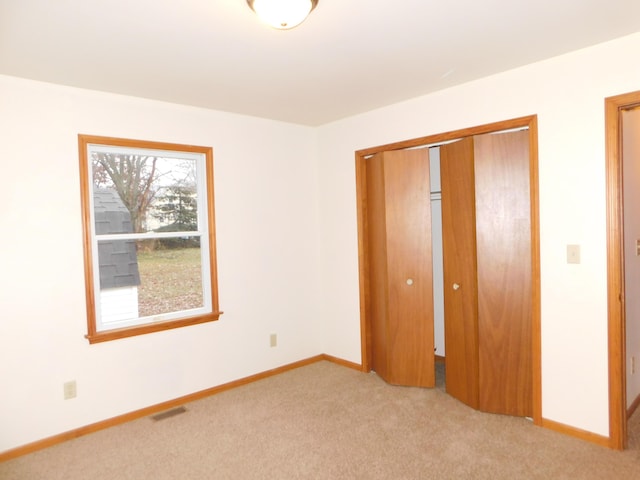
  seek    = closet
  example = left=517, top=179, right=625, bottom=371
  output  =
left=359, top=120, right=535, bottom=418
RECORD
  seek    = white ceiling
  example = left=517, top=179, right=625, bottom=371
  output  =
left=1, top=0, right=639, bottom=126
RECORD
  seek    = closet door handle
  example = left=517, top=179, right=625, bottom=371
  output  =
left=452, top=283, right=460, bottom=290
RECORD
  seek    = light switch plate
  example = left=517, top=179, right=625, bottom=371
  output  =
left=567, top=244, right=580, bottom=264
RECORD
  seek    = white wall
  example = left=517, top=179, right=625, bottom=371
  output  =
left=0, top=75, right=323, bottom=452
left=623, top=107, right=640, bottom=409
left=317, top=33, right=640, bottom=437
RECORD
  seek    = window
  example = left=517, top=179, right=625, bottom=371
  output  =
left=78, top=135, right=222, bottom=343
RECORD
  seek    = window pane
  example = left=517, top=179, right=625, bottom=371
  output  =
left=92, top=153, right=198, bottom=234
left=136, top=239, right=204, bottom=318
left=96, top=238, right=204, bottom=325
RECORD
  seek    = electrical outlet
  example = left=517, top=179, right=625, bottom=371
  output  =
left=63, top=380, right=77, bottom=400
left=270, top=333, right=277, bottom=348
left=632, top=357, right=637, bottom=375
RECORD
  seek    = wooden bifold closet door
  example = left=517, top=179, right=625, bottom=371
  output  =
left=440, top=136, right=480, bottom=409
left=441, top=130, right=532, bottom=417
left=364, top=128, right=532, bottom=418
left=366, top=148, right=435, bottom=388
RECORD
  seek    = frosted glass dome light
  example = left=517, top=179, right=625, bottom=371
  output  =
left=247, top=0, right=319, bottom=30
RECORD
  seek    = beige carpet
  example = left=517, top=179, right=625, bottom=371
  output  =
left=1, top=361, right=639, bottom=480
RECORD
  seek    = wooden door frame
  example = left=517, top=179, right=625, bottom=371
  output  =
left=355, top=115, right=542, bottom=425
left=605, top=91, right=640, bottom=450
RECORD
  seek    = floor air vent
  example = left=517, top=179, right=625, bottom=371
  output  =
left=150, top=406, right=187, bottom=421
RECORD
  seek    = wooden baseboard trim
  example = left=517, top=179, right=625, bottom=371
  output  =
left=0, top=354, right=337, bottom=463
left=321, top=353, right=363, bottom=371
left=628, top=393, right=640, bottom=419
left=541, top=418, right=611, bottom=449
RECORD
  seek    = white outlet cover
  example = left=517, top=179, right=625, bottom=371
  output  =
left=63, top=381, right=77, bottom=400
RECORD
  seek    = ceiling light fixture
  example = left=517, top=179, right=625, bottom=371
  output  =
left=247, top=0, right=318, bottom=30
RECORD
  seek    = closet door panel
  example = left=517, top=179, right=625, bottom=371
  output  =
left=384, top=149, right=435, bottom=387
left=440, top=137, right=480, bottom=409
left=367, top=149, right=435, bottom=387
left=474, top=130, right=532, bottom=417
left=366, top=153, right=391, bottom=381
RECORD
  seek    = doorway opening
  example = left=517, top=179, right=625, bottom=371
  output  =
left=355, top=115, right=541, bottom=424
left=605, top=91, right=640, bottom=450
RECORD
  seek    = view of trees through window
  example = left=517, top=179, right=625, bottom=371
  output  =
left=92, top=152, right=199, bottom=234
left=91, top=150, right=205, bottom=323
